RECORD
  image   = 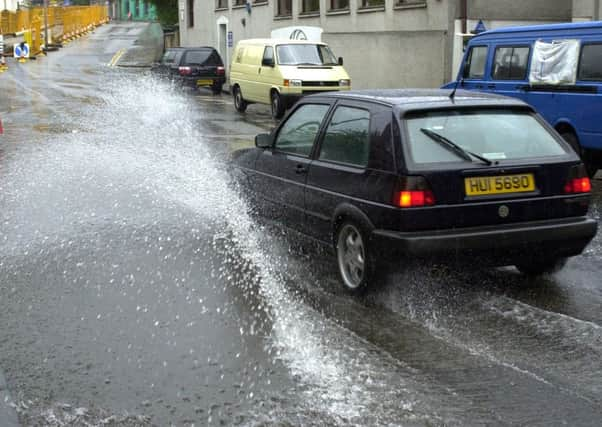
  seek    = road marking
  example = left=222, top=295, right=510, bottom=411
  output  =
left=108, top=48, right=126, bottom=67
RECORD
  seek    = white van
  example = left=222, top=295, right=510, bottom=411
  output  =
left=229, top=39, right=351, bottom=119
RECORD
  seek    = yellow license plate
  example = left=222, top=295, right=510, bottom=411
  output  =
left=196, top=79, right=213, bottom=86
left=465, top=173, right=535, bottom=196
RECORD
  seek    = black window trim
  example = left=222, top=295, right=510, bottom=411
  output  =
left=462, top=44, right=489, bottom=80
left=490, top=44, right=531, bottom=81
left=272, top=101, right=334, bottom=158
left=313, top=101, right=373, bottom=169
left=577, top=42, right=602, bottom=82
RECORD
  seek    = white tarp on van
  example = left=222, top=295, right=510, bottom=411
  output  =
left=529, top=39, right=580, bottom=85
left=270, top=27, right=323, bottom=42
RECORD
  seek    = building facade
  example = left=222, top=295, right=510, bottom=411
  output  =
left=179, top=0, right=592, bottom=89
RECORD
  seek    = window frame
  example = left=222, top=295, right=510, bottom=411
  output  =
left=490, top=45, right=531, bottom=81
left=301, top=0, right=320, bottom=14
left=577, top=42, right=602, bottom=82
left=273, top=103, right=332, bottom=158
left=276, top=0, right=292, bottom=16
left=462, top=45, right=489, bottom=80
left=316, top=104, right=372, bottom=168
left=215, top=0, right=228, bottom=10
left=329, top=0, right=349, bottom=11
left=359, top=0, right=385, bottom=10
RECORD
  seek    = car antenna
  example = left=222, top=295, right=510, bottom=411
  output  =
left=449, top=78, right=463, bottom=102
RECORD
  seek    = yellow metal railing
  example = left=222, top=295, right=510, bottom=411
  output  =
left=0, top=5, right=109, bottom=55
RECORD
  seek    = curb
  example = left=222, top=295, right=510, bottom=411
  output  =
left=0, top=369, right=19, bottom=426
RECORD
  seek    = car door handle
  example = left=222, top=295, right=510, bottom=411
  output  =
left=295, top=164, right=307, bottom=174
left=258, top=68, right=261, bottom=74
left=475, top=84, right=483, bottom=89
left=487, top=84, right=496, bottom=89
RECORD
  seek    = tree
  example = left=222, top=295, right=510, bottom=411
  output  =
left=147, top=0, right=178, bottom=26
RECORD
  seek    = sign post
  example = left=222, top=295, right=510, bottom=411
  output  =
left=0, top=35, right=6, bottom=71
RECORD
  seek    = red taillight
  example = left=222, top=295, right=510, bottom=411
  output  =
left=397, top=190, right=436, bottom=207
left=216, top=66, right=225, bottom=75
left=393, top=176, right=436, bottom=208
left=564, top=177, right=591, bottom=194
left=178, top=66, right=192, bottom=76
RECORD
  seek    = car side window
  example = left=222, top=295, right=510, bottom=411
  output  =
left=319, top=106, right=371, bottom=167
left=173, top=51, right=184, bottom=66
left=462, top=46, right=488, bottom=79
left=263, top=47, right=274, bottom=64
left=161, top=50, right=177, bottom=65
left=578, top=43, right=602, bottom=81
left=491, top=46, right=530, bottom=80
left=274, top=104, right=330, bottom=157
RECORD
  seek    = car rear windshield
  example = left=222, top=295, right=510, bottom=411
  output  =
left=404, top=109, right=567, bottom=164
left=184, top=50, right=216, bottom=65
left=276, top=44, right=338, bottom=66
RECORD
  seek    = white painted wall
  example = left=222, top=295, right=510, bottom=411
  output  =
left=2, top=0, right=19, bottom=12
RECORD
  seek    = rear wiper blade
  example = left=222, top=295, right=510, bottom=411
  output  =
left=420, top=128, right=492, bottom=166
left=295, top=62, right=321, bottom=66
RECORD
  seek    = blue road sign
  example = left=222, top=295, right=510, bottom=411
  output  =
left=14, top=43, right=30, bottom=58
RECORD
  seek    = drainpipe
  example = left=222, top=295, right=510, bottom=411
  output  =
left=596, top=0, right=600, bottom=20
left=461, top=0, right=467, bottom=34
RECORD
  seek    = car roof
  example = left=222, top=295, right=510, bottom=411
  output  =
left=166, top=46, right=216, bottom=51
left=236, top=38, right=326, bottom=46
left=474, top=20, right=602, bottom=38
left=307, top=89, right=532, bottom=113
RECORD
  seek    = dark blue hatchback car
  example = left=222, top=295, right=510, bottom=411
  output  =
left=232, top=89, right=598, bottom=292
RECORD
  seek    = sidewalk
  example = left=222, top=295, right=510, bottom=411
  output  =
left=0, top=369, right=19, bottom=427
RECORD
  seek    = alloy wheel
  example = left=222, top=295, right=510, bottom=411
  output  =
left=336, top=224, right=366, bottom=290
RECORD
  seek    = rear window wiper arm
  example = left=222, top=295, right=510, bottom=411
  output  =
left=420, top=128, right=492, bottom=166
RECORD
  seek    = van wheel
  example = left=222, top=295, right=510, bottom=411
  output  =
left=271, top=91, right=285, bottom=119
left=560, top=131, right=581, bottom=156
left=335, top=221, right=374, bottom=294
left=233, top=86, right=247, bottom=113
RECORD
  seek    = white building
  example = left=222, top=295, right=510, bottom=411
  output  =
left=2, top=0, right=20, bottom=11
left=179, top=0, right=592, bottom=89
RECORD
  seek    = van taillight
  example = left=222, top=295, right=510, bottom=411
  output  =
left=216, top=66, right=225, bottom=75
left=178, top=66, right=192, bottom=76
left=394, top=176, right=436, bottom=208
left=564, top=164, right=591, bottom=194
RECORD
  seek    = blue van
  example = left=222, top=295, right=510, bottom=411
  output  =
left=444, top=21, right=602, bottom=176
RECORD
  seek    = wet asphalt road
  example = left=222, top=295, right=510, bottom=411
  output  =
left=0, top=22, right=601, bottom=427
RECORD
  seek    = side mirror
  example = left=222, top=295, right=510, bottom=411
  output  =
left=261, top=58, right=275, bottom=67
left=255, top=133, right=272, bottom=148
left=338, top=57, right=344, bottom=66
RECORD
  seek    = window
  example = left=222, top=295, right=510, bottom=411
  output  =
left=302, top=0, right=319, bottom=13
left=262, top=47, right=274, bottom=65
left=462, top=46, right=488, bottom=79
left=405, top=110, right=566, bottom=164
left=330, top=0, right=349, bottom=10
left=187, top=0, right=194, bottom=27
left=319, top=107, right=370, bottom=167
left=276, top=44, right=338, bottom=65
left=277, top=0, right=292, bottom=16
left=360, top=0, right=384, bottom=8
left=183, top=50, right=213, bottom=65
left=275, top=104, right=330, bottom=157
left=578, top=43, right=602, bottom=81
left=234, top=0, right=245, bottom=5
left=395, top=0, right=426, bottom=6
left=160, top=50, right=177, bottom=65
left=491, top=46, right=530, bottom=80
left=215, top=0, right=228, bottom=9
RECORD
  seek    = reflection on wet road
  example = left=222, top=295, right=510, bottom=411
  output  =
left=0, top=22, right=601, bottom=426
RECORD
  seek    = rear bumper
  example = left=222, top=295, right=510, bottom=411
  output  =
left=181, top=76, right=225, bottom=88
left=371, top=217, right=598, bottom=261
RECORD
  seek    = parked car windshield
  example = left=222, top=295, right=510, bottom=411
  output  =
left=276, top=44, right=338, bottom=66
left=404, top=109, right=567, bottom=164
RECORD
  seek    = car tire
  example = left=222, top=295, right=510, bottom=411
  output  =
left=233, top=86, right=247, bottom=113
left=515, top=257, right=567, bottom=276
left=560, top=131, right=582, bottom=156
left=271, top=91, right=285, bottom=120
left=335, top=221, right=374, bottom=294
left=211, top=83, right=223, bottom=95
